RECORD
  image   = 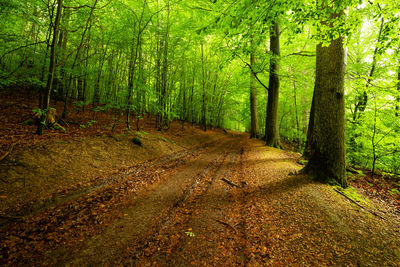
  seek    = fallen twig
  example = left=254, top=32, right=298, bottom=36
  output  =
left=221, top=178, right=242, bottom=188
left=0, top=143, right=16, bottom=162
left=333, top=188, right=385, bottom=220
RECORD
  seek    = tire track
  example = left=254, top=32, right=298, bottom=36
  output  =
left=128, top=136, right=245, bottom=266
left=2, top=138, right=223, bottom=224
left=54, top=136, right=239, bottom=266
left=0, top=138, right=228, bottom=266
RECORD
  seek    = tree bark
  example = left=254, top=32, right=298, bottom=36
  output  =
left=250, top=51, right=259, bottom=138
left=264, top=22, right=280, bottom=147
left=304, top=7, right=347, bottom=187
left=304, top=90, right=315, bottom=158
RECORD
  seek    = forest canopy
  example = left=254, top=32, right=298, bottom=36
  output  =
left=0, top=0, right=399, bottom=182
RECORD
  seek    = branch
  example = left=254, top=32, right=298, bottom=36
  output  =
left=0, top=41, right=47, bottom=64
left=187, top=5, right=213, bottom=12
left=63, top=0, right=111, bottom=10
left=63, top=4, right=91, bottom=9
left=56, top=42, right=87, bottom=67
left=221, top=177, right=242, bottom=188
left=348, top=71, right=398, bottom=89
left=284, top=51, right=316, bottom=57
left=236, top=53, right=269, bottom=92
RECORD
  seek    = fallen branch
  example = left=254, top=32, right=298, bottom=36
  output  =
left=221, top=178, right=242, bottom=188
left=333, top=188, right=385, bottom=220
left=0, top=143, right=16, bottom=162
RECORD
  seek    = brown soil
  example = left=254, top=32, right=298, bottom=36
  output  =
left=1, top=134, right=400, bottom=266
left=1, top=89, right=400, bottom=266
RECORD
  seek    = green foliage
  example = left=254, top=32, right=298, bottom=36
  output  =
left=184, top=231, right=195, bottom=237
left=80, top=120, right=96, bottom=129
left=32, top=108, right=45, bottom=117
left=390, top=188, right=399, bottom=195
left=157, top=136, right=167, bottom=142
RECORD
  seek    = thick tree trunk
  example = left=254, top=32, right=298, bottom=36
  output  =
left=36, top=0, right=63, bottom=135
left=250, top=51, right=259, bottom=138
left=265, top=22, right=280, bottom=147
left=304, top=16, right=347, bottom=187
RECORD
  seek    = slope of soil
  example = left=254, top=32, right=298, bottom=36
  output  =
left=0, top=87, right=228, bottom=222
left=0, top=124, right=226, bottom=221
left=1, top=134, right=400, bottom=266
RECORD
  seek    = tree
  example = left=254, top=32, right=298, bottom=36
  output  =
left=397, top=61, right=400, bottom=117
left=249, top=48, right=259, bottom=138
left=303, top=2, right=347, bottom=188
left=264, top=22, right=281, bottom=147
left=36, top=0, right=63, bottom=135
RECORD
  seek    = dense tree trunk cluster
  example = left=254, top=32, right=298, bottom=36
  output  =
left=2, top=0, right=399, bottom=186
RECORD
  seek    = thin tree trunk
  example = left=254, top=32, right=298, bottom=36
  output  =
left=265, top=22, right=280, bottom=147
left=293, top=75, right=300, bottom=147
left=396, top=63, right=400, bottom=117
left=250, top=51, right=259, bottom=138
left=39, top=4, right=55, bottom=109
left=62, top=0, right=98, bottom=118
left=371, top=102, right=377, bottom=177
left=190, top=64, right=195, bottom=126
left=353, top=17, right=384, bottom=121
left=201, top=43, right=207, bottom=132
left=36, top=0, right=63, bottom=135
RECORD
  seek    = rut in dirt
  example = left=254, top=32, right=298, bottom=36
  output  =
left=0, top=134, right=241, bottom=265
left=0, top=137, right=222, bottom=225
left=1, top=134, right=400, bottom=266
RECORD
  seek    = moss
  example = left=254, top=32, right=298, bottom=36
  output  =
left=21, top=119, right=35, bottom=126
left=297, top=159, right=308, bottom=166
left=157, top=136, right=167, bottom=142
left=334, top=185, right=371, bottom=206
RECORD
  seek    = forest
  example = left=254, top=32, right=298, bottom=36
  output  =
left=1, top=0, right=400, bottom=265
left=1, top=0, right=400, bottom=183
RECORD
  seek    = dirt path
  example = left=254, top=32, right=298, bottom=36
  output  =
left=1, top=134, right=400, bottom=266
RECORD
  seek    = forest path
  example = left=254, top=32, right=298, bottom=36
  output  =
left=1, top=134, right=400, bottom=266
